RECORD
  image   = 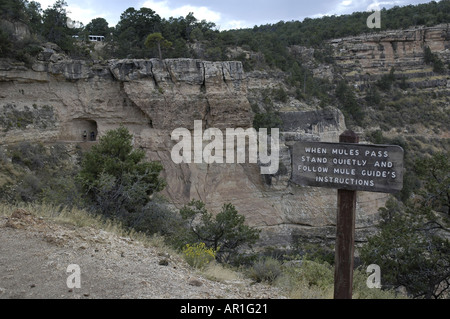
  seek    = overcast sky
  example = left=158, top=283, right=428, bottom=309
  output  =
left=35, top=0, right=437, bottom=30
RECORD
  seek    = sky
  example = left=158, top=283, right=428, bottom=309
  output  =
left=35, top=0, right=437, bottom=30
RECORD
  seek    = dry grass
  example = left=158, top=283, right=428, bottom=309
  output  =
left=0, top=202, right=171, bottom=251
left=201, top=262, right=243, bottom=283
left=286, top=281, right=334, bottom=299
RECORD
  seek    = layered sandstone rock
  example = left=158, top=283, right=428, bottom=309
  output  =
left=108, top=59, right=252, bottom=131
left=329, top=24, right=450, bottom=89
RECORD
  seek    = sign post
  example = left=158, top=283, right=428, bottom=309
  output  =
left=291, top=130, right=404, bottom=299
left=334, top=130, right=358, bottom=299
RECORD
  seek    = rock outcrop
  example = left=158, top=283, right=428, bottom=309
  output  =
left=329, top=24, right=450, bottom=89
left=10, top=22, right=450, bottom=248
left=109, top=59, right=252, bottom=131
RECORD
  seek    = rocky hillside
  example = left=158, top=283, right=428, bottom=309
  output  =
left=0, top=207, right=285, bottom=299
left=330, top=24, right=450, bottom=85
left=0, top=23, right=448, bottom=249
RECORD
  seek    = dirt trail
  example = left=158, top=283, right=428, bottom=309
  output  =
left=0, top=210, right=285, bottom=299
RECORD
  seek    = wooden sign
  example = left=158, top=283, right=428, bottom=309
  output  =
left=292, top=141, right=404, bottom=193
left=291, top=131, right=405, bottom=299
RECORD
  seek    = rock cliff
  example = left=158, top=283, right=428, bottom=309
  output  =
left=0, top=54, right=383, bottom=249
left=329, top=24, right=450, bottom=89
left=3, top=24, right=448, bottom=248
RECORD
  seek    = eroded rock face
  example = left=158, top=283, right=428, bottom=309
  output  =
left=0, top=20, right=30, bottom=41
left=329, top=24, right=450, bottom=89
left=108, top=59, right=252, bottom=131
left=0, top=55, right=387, bottom=248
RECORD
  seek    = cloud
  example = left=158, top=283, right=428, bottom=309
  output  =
left=341, top=0, right=353, bottom=6
left=141, top=0, right=221, bottom=23
left=366, top=1, right=403, bottom=11
left=35, top=0, right=110, bottom=26
left=35, top=0, right=55, bottom=9
left=66, top=4, right=98, bottom=25
left=140, top=0, right=258, bottom=30
left=224, top=20, right=252, bottom=30
left=319, top=0, right=400, bottom=17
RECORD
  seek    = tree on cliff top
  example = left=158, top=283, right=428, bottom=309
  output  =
left=145, top=32, right=172, bottom=60
left=41, top=0, right=77, bottom=52
left=84, top=17, right=110, bottom=37
left=112, top=7, right=161, bottom=58
left=78, top=126, right=166, bottom=220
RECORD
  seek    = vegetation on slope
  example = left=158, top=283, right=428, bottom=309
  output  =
left=2, top=0, right=450, bottom=61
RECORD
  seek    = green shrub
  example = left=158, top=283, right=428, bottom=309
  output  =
left=248, top=257, right=283, bottom=283
left=272, top=87, right=288, bottom=103
left=179, top=200, right=260, bottom=263
left=276, top=259, right=404, bottom=299
left=361, top=153, right=450, bottom=300
left=365, top=86, right=381, bottom=106
left=376, top=68, right=396, bottom=91
left=41, top=175, right=84, bottom=209
left=424, top=46, right=446, bottom=73
left=299, top=260, right=334, bottom=290
left=276, top=259, right=334, bottom=298
left=365, top=129, right=385, bottom=145
left=0, top=104, right=56, bottom=132
left=253, top=112, right=283, bottom=131
left=352, top=267, right=406, bottom=299
left=0, top=29, right=13, bottom=56
left=128, top=196, right=186, bottom=238
left=335, top=81, right=364, bottom=126
left=15, top=173, right=43, bottom=202
left=78, top=126, right=166, bottom=219
left=10, top=142, right=46, bottom=171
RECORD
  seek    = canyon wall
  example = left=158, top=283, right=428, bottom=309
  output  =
left=0, top=55, right=384, bottom=248
left=3, top=23, right=448, bottom=248
left=329, top=24, right=450, bottom=89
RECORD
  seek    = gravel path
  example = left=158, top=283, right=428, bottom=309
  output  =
left=0, top=210, right=286, bottom=299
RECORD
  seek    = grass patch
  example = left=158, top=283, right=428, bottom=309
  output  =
left=0, top=202, right=170, bottom=250
left=275, top=260, right=406, bottom=299
left=201, top=262, right=243, bottom=283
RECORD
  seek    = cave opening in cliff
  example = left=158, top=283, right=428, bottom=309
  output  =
left=65, top=118, right=98, bottom=142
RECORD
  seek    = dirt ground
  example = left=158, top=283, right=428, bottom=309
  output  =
left=0, top=209, right=286, bottom=299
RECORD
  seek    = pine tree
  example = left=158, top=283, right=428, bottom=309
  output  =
left=78, top=126, right=166, bottom=219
